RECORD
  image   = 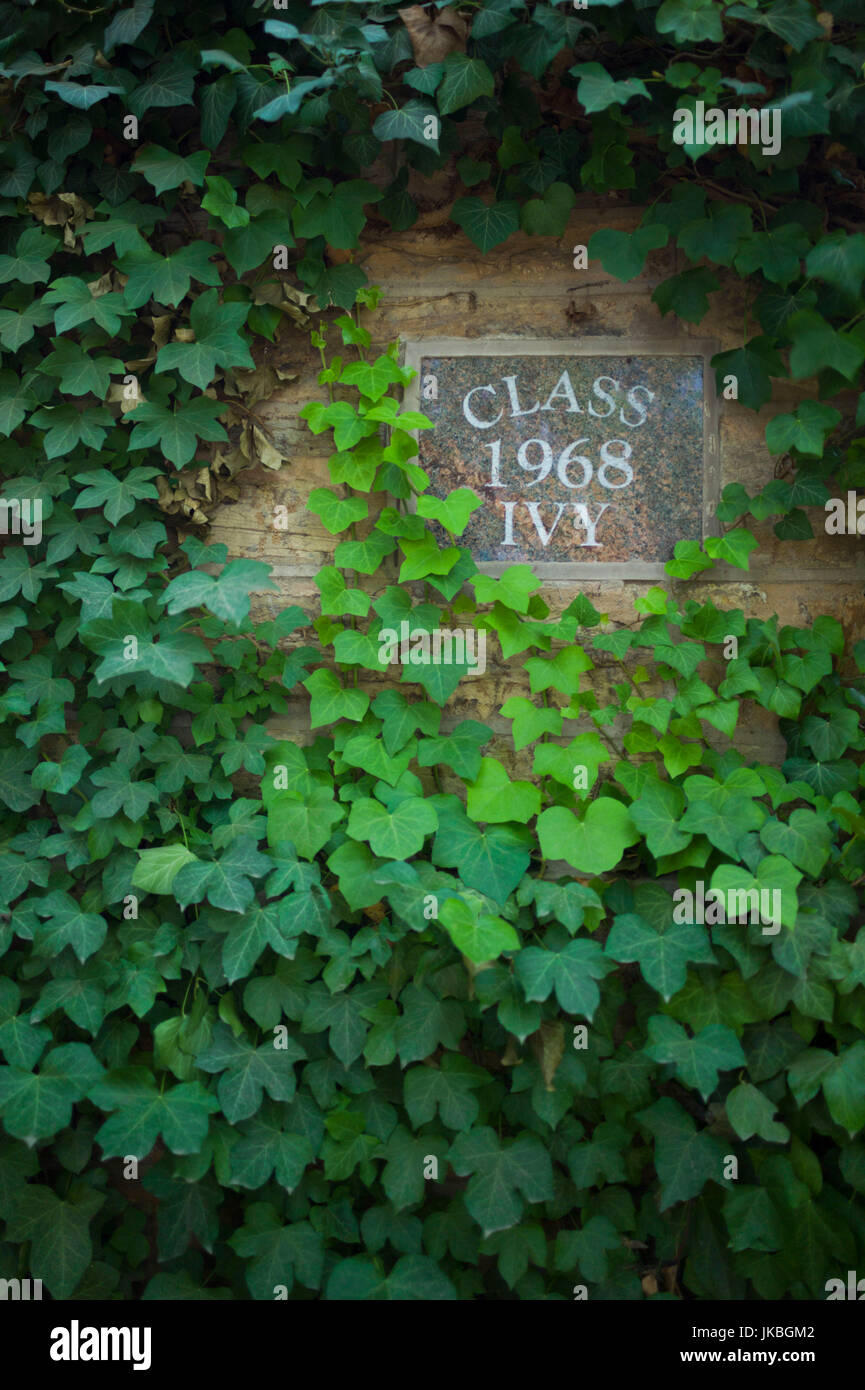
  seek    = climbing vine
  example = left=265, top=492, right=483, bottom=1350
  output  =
left=0, top=0, right=864, bottom=1300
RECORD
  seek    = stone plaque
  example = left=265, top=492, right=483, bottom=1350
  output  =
left=402, top=338, right=719, bottom=579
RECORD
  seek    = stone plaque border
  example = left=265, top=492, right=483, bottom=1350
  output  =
left=401, top=336, right=721, bottom=581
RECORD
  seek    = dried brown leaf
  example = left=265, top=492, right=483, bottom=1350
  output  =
left=530, top=1019, right=565, bottom=1091
left=399, top=3, right=468, bottom=65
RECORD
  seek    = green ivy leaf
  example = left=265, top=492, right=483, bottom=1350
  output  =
left=448, top=1128, right=554, bottom=1237
left=569, top=63, right=650, bottom=114
left=450, top=197, right=521, bottom=252
left=438, top=897, right=520, bottom=964
left=91, top=1074, right=221, bottom=1157
left=645, top=1016, right=745, bottom=1100
left=537, top=800, right=639, bottom=873
left=437, top=53, right=494, bottom=115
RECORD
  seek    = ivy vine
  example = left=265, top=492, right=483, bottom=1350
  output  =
left=0, top=0, right=864, bottom=1301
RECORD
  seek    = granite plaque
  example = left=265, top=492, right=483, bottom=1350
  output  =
left=402, top=338, right=720, bottom=579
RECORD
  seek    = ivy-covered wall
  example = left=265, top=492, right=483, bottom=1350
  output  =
left=2, top=0, right=865, bottom=1307
left=211, top=197, right=864, bottom=771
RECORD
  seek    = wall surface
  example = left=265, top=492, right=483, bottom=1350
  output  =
left=207, top=192, right=865, bottom=768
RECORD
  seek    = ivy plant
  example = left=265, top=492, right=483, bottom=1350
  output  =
left=0, top=0, right=863, bottom=1302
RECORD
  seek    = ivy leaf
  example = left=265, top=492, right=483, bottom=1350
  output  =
left=451, top=197, right=521, bottom=253
left=656, top=0, right=724, bottom=44
left=304, top=668, right=370, bottom=727
left=554, top=1215, right=621, bottom=1283
left=30, top=889, right=108, bottom=963
left=765, top=401, right=841, bottom=457
left=155, top=289, right=253, bottom=389
left=537, top=800, right=639, bottom=874
left=38, top=339, right=124, bottom=397
left=31, top=743, right=91, bottom=796
left=587, top=225, right=667, bottom=281
left=759, top=808, right=831, bottom=877
left=394, top=984, right=464, bottom=1065
left=230, top=1101, right=316, bottom=1192
left=704, top=528, right=758, bottom=570
left=195, top=1023, right=305, bottom=1123
left=292, top=179, right=382, bottom=249
left=103, top=0, right=155, bottom=53
left=726, top=1082, right=790, bottom=1143
left=734, top=224, right=810, bottom=288
left=118, top=241, right=220, bottom=309
left=132, top=144, right=210, bottom=195
left=437, top=53, right=494, bottom=115
left=0, top=744, right=40, bottom=812
left=726, top=0, right=824, bottom=51
left=0, top=372, right=38, bottom=435
left=805, top=231, right=865, bottom=295
left=520, top=181, right=576, bottom=238
left=416, top=720, right=490, bottom=782
left=448, top=1128, right=554, bottom=1236
left=605, top=913, right=716, bottom=1001
left=569, top=63, right=650, bottom=114
left=515, top=938, right=612, bottom=1019
left=5, top=1187, right=100, bottom=1297
left=0, top=296, right=54, bottom=350
left=80, top=200, right=163, bottom=256
left=0, top=228, right=54, bottom=286
left=229, top=1209, right=324, bottom=1298
left=30, top=403, right=113, bottom=459
left=630, top=780, right=692, bottom=858
left=127, top=394, right=228, bottom=467
left=0, top=1043, right=104, bottom=1145
left=823, top=1045, right=865, bottom=1137
left=678, top=203, right=752, bottom=267
left=652, top=267, right=719, bottom=323
left=43, top=276, right=131, bottom=335
left=73, top=468, right=160, bottom=524
left=91, top=1074, right=220, bottom=1157
left=403, top=1054, right=489, bottom=1132
left=433, top=801, right=531, bottom=905
left=788, top=310, right=865, bottom=382
left=500, top=696, right=562, bottom=752
left=637, top=1098, right=726, bottom=1209
left=201, top=174, right=249, bottom=229
left=45, top=80, right=124, bottom=109
left=255, top=74, right=338, bottom=123
left=172, top=838, right=273, bottom=914
left=301, top=981, right=387, bottom=1068
left=161, top=557, right=274, bottom=624
left=645, top=1016, right=746, bottom=1101
left=474, top=570, right=539, bottom=617
left=127, top=56, right=196, bottom=117
left=307, top=488, right=368, bottom=534
left=466, top=758, right=540, bottom=825
left=267, top=786, right=345, bottom=860
left=347, top=796, right=438, bottom=858
left=132, top=843, right=198, bottom=894
left=80, top=599, right=210, bottom=686
left=416, top=487, right=482, bottom=536
left=372, top=100, right=439, bottom=149
left=438, top=898, right=520, bottom=964
left=0, top=551, right=59, bottom=605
